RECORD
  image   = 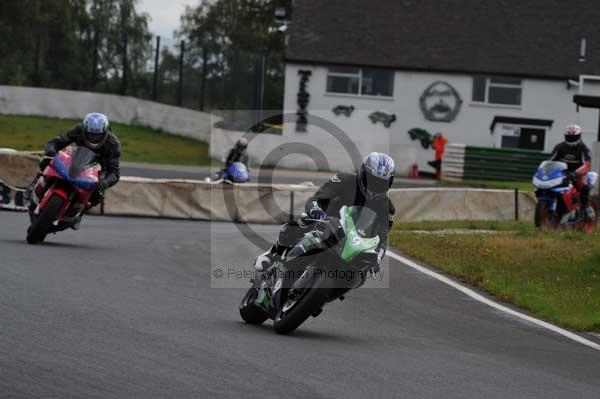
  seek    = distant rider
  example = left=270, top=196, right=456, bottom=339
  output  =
left=255, top=152, right=396, bottom=274
left=225, top=138, right=249, bottom=169
left=214, top=138, right=249, bottom=180
left=549, top=124, right=594, bottom=220
left=41, top=113, right=121, bottom=227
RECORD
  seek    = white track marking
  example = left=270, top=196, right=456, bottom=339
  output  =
left=387, top=250, right=600, bottom=352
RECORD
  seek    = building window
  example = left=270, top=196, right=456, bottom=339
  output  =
left=472, top=76, right=522, bottom=106
left=327, top=67, right=394, bottom=97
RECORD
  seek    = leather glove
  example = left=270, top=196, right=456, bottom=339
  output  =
left=371, top=258, right=381, bottom=274
left=372, top=248, right=385, bottom=274
left=97, top=178, right=107, bottom=193
left=308, top=205, right=326, bottom=220
left=39, top=157, right=52, bottom=171
left=44, top=148, right=57, bottom=157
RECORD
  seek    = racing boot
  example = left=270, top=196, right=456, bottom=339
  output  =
left=585, top=206, right=596, bottom=222
left=580, top=186, right=595, bottom=222
left=253, top=242, right=287, bottom=271
left=254, top=250, right=274, bottom=272
left=71, top=214, right=83, bottom=230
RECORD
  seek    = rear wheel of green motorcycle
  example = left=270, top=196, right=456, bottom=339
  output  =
left=239, top=287, right=269, bottom=325
left=273, top=277, right=331, bottom=335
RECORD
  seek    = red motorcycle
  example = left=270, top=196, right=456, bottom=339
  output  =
left=26, top=146, right=101, bottom=244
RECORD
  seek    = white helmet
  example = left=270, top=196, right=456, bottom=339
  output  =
left=83, top=113, right=109, bottom=150
left=564, top=124, right=582, bottom=146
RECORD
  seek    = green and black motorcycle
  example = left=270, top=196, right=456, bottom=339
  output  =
left=239, top=205, right=381, bottom=335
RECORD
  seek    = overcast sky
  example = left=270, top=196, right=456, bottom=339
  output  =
left=138, top=0, right=200, bottom=41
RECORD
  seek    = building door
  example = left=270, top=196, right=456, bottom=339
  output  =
left=518, top=128, right=545, bottom=151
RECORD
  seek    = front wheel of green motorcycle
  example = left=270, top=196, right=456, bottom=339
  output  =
left=273, top=277, right=332, bottom=335
left=239, top=287, right=269, bottom=325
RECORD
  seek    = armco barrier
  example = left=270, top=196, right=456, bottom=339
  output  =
left=102, top=179, right=534, bottom=223
left=1, top=151, right=536, bottom=223
left=441, top=143, right=466, bottom=180
left=0, top=151, right=40, bottom=188
left=100, top=177, right=315, bottom=224
left=388, top=188, right=535, bottom=222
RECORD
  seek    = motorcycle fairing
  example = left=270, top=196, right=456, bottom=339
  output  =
left=339, top=206, right=380, bottom=262
left=52, top=147, right=100, bottom=191
left=532, top=161, right=568, bottom=190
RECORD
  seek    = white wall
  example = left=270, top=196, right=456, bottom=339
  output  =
left=283, top=63, right=600, bottom=176
left=0, top=85, right=217, bottom=142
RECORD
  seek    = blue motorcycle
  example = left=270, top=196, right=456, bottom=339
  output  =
left=222, top=162, right=250, bottom=183
left=532, top=161, right=598, bottom=232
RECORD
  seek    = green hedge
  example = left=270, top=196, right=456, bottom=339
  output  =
left=464, top=146, right=549, bottom=181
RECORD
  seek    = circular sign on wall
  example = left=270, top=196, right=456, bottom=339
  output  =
left=419, top=81, right=463, bottom=123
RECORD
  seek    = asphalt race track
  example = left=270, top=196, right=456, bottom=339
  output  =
left=1, top=211, right=599, bottom=398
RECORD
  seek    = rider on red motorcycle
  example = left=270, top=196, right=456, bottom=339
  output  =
left=26, top=113, right=121, bottom=229
left=549, top=124, right=594, bottom=220
left=44, top=113, right=121, bottom=208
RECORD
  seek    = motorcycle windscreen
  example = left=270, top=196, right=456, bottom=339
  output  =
left=538, top=161, right=567, bottom=178
left=347, top=206, right=380, bottom=238
left=69, top=147, right=98, bottom=179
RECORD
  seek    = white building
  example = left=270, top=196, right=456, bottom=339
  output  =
left=280, top=0, right=600, bottom=175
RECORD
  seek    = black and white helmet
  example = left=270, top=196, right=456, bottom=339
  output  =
left=564, top=124, right=582, bottom=146
left=358, top=152, right=395, bottom=200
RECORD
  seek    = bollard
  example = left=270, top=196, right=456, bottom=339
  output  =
left=289, top=190, right=295, bottom=222
left=514, top=188, right=519, bottom=221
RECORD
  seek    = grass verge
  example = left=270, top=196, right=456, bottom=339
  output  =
left=0, top=114, right=209, bottom=166
left=389, top=221, right=600, bottom=332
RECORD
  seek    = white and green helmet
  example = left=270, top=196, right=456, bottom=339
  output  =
left=358, top=152, right=395, bottom=200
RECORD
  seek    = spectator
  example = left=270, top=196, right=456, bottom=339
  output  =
left=428, top=133, right=448, bottom=180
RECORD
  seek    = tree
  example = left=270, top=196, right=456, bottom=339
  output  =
left=177, top=0, right=291, bottom=114
left=0, top=0, right=151, bottom=94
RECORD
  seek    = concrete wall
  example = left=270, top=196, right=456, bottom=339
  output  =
left=0, top=85, right=217, bottom=142
left=283, top=63, right=600, bottom=176
left=210, top=126, right=385, bottom=173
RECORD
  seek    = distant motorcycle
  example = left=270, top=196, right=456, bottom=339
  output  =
left=532, top=160, right=598, bottom=232
left=222, top=162, right=250, bottom=183
left=239, top=205, right=381, bottom=335
left=209, top=162, right=250, bottom=183
left=26, top=147, right=101, bottom=244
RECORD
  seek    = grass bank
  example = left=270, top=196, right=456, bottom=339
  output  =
left=0, top=115, right=210, bottom=166
left=390, top=221, right=600, bottom=332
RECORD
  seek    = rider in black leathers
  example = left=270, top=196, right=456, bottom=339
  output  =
left=549, top=124, right=594, bottom=220
left=255, top=152, right=396, bottom=274
left=26, top=113, right=121, bottom=230
left=224, top=138, right=249, bottom=169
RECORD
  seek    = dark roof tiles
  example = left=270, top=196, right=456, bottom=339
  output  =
left=287, top=0, right=600, bottom=79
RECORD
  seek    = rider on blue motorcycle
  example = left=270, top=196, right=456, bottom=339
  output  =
left=549, top=124, right=594, bottom=220
left=214, top=138, right=249, bottom=180
left=255, top=152, right=396, bottom=274
left=225, top=138, right=249, bottom=169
